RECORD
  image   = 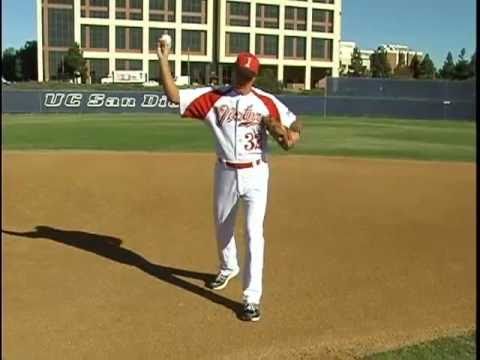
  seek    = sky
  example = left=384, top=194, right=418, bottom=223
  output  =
left=1, top=0, right=477, bottom=67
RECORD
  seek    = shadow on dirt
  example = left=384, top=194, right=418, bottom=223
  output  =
left=2, top=226, right=242, bottom=316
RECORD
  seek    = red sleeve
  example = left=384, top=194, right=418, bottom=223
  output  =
left=251, top=89, right=280, bottom=122
left=183, top=90, right=223, bottom=120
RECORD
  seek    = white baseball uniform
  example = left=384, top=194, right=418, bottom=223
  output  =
left=179, top=85, right=296, bottom=304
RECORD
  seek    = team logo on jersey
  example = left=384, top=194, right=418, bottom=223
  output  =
left=215, top=105, right=263, bottom=128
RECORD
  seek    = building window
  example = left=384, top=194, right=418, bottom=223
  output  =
left=226, top=32, right=249, bottom=56
left=116, top=0, right=142, bottom=20
left=311, top=38, right=333, bottom=60
left=86, top=59, right=109, bottom=82
left=149, top=60, right=175, bottom=80
left=115, top=59, right=143, bottom=70
left=81, top=0, right=109, bottom=18
left=116, top=27, right=142, bottom=52
left=255, top=34, right=278, bottom=58
left=182, top=0, right=207, bottom=24
left=149, top=28, right=175, bottom=53
left=312, top=9, right=333, bottom=33
left=313, top=0, right=334, bottom=3
left=181, top=30, right=207, bottom=55
left=47, top=8, right=74, bottom=47
left=227, top=1, right=250, bottom=26
left=285, top=7, right=307, bottom=31
left=256, top=4, right=279, bottom=28
left=43, top=0, right=74, bottom=4
left=181, top=62, right=208, bottom=84
left=149, top=0, right=175, bottom=21
left=48, top=51, right=68, bottom=80
left=81, top=25, right=109, bottom=51
left=284, top=36, right=306, bottom=59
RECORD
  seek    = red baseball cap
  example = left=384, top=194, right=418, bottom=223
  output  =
left=236, top=52, right=260, bottom=76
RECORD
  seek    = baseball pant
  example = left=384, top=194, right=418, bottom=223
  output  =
left=213, top=160, right=269, bottom=304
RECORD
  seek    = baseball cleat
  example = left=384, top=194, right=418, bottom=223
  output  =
left=240, top=303, right=261, bottom=322
left=207, top=268, right=239, bottom=290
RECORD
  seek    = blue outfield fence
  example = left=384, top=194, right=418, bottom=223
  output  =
left=2, top=90, right=179, bottom=114
left=326, top=77, right=476, bottom=101
left=2, top=80, right=476, bottom=120
left=278, top=96, right=475, bottom=120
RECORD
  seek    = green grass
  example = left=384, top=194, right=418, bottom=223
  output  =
left=363, top=332, right=476, bottom=360
left=1, top=113, right=475, bottom=162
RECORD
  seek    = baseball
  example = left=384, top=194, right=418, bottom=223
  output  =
left=160, top=34, right=172, bottom=49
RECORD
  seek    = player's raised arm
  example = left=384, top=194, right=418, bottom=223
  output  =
left=157, top=36, right=179, bottom=104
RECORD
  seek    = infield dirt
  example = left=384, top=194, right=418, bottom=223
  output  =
left=2, top=152, right=476, bottom=359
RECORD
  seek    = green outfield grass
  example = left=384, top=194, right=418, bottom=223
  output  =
left=1, top=113, right=475, bottom=162
left=363, top=332, right=476, bottom=360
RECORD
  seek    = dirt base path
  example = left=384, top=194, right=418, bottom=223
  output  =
left=2, top=152, right=476, bottom=360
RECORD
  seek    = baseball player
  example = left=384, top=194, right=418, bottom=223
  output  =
left=157, top=36, right=303, bottom=321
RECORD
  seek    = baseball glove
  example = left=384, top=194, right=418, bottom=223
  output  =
left=262, top=116, right=302, bottom=151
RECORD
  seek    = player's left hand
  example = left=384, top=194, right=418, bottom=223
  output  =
left=262, top=116, right=297, bottom=151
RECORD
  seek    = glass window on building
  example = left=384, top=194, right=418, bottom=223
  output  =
left=81, top=25, right=109, bottom=50
left=255, top=34, right=278, bottom=58
left=227, top=2, right=250, bottom=26
left=149, top=60, right=175, bottom=80
left=129, top=27, right=142, bottom=49
left=311, top=38, right=333, bottom=60
left=116, top=27, right=142, bottom=52
left=312, top=9, right=333, bottom=33
left=226, top=33, right=249, bottom=56
left=86, top=59, right=109, bottom=83
left=48, top=50, right=68, bottom=80
left=46, top=0, right=74, bottom=4
left=115, top=59, right=143, bottom=70
left=284, top=36, right=306, bottom=59
left=150, top=0, right=176, bottom=22
left=149, top=28, right=175, bottom=53
left=181, top=30, right=206, bottom=55
left=81, top=0, right=109, bottom=18
left=116, top=0, right=143, bottom=20
left=47, top=8, right=74, bottom=47
left=285, top=6, right=307, bottom=31
left=116, top=27, right=127, bottom=49
left=181, top=62, right=208, bottom=84
left=256, top=4, right=279, bottom=28
left=182, top=0, right=207, bottom=24
left=313, top=0, right=334, bottom=3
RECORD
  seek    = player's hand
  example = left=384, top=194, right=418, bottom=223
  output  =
left=277, top=132, right=295, bottom=150
left=157, top=38, right=170, bottom=60
left=262, top=115, right=293, bottom=150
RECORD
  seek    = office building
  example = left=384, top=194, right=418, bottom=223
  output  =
left=339, top=41, right=422, bottom=74
left=37, top=0, right=342, bottom=89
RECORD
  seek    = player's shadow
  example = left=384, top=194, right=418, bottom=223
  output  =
left=2, top=226, right=242, bottom=316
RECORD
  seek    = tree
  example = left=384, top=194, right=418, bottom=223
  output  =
left=255, top=68, right=283, bottom=94
left=2, top=47, right=21, bottom=81
left=418, top=54, right=436, bottom=79
left=392, top=64, right=413, bottom=79
left=348, top=47, right=366, bottom=77
left=17, top=41, right=38, bottom=81
left=453, top=48, right=471, bottom=80
left=63, top=42, right=87, bottom=81
left=438, top=52, right=455, bottom=79
left=370, top=49, right=391, bottom=78
left=409, top=55, right=422, bottom=79
left=469, top=52, right=476, bottom=78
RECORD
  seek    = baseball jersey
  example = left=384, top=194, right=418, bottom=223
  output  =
left=179, top=86, right=296, bottom=162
